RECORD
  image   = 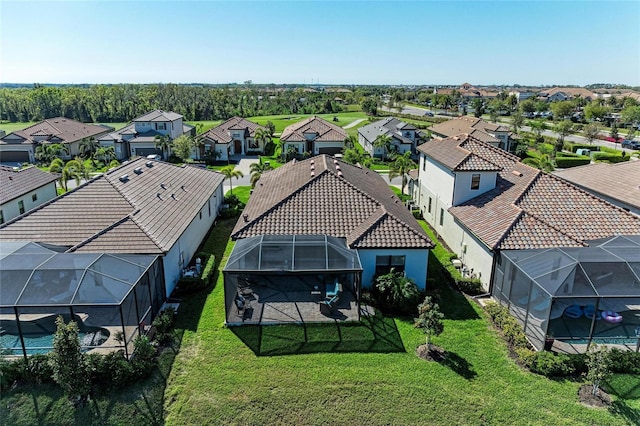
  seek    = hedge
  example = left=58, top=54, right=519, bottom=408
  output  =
left=554, top=157, right=591, bottom=168
left=592, top=152, right=630, bottom=163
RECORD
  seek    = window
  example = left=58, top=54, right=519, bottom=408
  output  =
left=471, top=174, right=480, bottom=190
left=0, top=210, right=3, bottom=225
left=156, top=123, right=167, bottom=131
left=208, top=199, right=211, bottom=217
left=199, top=211, right=202, bottom=220
left=428, top=197, right=432, bottom=213
left=32, top=193, right=38, bottom=202
left=422, top=156, right=426, bottom=171
left=18, top=200, right=25, bottom=215
left=375, top=255, right=406, bottom=276
left=439, top=208, right=444, bottom=226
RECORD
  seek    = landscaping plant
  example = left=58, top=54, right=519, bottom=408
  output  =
left=414, top=296, right=444, bottom=348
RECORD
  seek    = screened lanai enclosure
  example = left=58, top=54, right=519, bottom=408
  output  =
left=223, top=235, right=363, bottom=325
left=0, top=242, right=165, bottom=359
left=492, top=235, right=640, bottom=352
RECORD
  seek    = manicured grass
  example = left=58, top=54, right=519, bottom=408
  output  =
left=226, top=186, right=251, bottom=204
left=249, top=112, right=367, bottom=134
left=187, top=120, right=222, bottom=133
left=0, top=121, right=127, bottom=134
left=161, top=221, right=640, bottom=425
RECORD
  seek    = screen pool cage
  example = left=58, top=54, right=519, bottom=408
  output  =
left=0, top=242, right=164, bottom=359
left=492, top=235, right=640, bottom=351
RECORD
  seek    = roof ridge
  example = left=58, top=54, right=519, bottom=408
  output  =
left=504, top=211, right=588, bottom=249
left=348, top=208, right=388, bottom=246
left=127, top=212, right=166, bottom=251
left=65, top=215, right=140, bottom=252
left=512, top=169, right=542, bottom=206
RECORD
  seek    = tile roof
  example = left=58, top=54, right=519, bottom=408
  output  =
left=418, top=135, right=503, bottom=172
left=358, top=117, right=415, bottom=145
left=419, top=135, right=640, bottom=250
left=1, top=118, right=112, bottom=145
left=280, top=116, right=347, bottom=143
left=232, top=155, right=433, bottom=249
left=132, top=110, right=183, bottom=122
left=0, top=166, right=58, bottom=205
left=553, top=161, right=640, bottom=210
left=199, top=116, right=266, bottom=144
left=0, top=158, right=224, bottom=254
left=539, top=87, right=595, bottom=99
left=429, top=116, right=504, bottom=143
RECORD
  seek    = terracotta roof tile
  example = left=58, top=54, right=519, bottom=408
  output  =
left=232, top=155, right=433, bottom=249
left=199, top=116, right=265, bottom=144
left=1, top=118, right=111, bottom=145
left=280, top=116, right=347, bottom=142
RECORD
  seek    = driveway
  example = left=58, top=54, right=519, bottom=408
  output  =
left=222, top=156, right=259, bottom=193
left=343, top=118, right=366, bottom=129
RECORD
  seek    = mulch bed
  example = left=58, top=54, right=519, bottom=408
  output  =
left=578, top=384, right=612, bottom=408
left=416, top=344, right=446, bottom=362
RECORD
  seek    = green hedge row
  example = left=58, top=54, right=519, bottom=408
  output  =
left=592, top=152, right=630, bottom=163
left=555, top=157, right=591, bottom=168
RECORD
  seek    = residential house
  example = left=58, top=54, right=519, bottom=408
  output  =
left=0, top=157, right=225, bottom=298
left=537, top=87, right=595, bottom=103
left=223, top=154, right=433, bottom=325
left=98, top=110, right=195, bottom=161
left=508, top=91, right=535, bottom=102
left=0, top=165, right=58, bottom=223
left=280, top=116, right=347, bottom=156
left=554, top=161, right=640, bottom=216
left=429, top=116, right=515, bottom=152
left=198, top=116, right=267, bottom=162
left=0, top=118, right=112, bottom=164
left=415, top=134, right=640, bottom=292
left=357, top=117, right=425, bottom=158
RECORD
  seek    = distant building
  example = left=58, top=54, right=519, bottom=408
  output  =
left=98, top=110, right=195, bottom=161
left=428, top=116, right=515, bottom=152
left=0, top=118, right=112, bottom=164
left=357, top=117, right=425, bottom=158
left=198, top=117, right=268, bottom=162
left=280, top=116, right=347, bottom=156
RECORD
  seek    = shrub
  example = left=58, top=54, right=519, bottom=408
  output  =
left=131, top=335, right=156, bottom=377
left=454, top=277, right=484, bottom=296
left=152, top=307, right=176, bottom=345
left=529, top=351, right=572, bottom=377
left=608, top=348, right=640, bottom=374
left=25, top=354, right=54, bottom=384
left=87, top=351, right=133, bottom=388
left=174, top=276, right=207, bottom=295
left=554, top=157, right=591, bottom=168
left=372, top=269, right=421, bottom=315
left=484, top=302, right=529, bottom=350
left=592, top=151, right=630, bottom=164
left=0, top=358, right=27, bottom=390
left=201, top=255, right=217, bottom=286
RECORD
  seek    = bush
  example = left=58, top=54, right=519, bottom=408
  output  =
left=454, top=277, right=484, bottom=296
left=372, top=269, right=421, bottom=315
left=219, top=207, right=240, bottom=219
left=174, top=276, right=207, bottom=295
left=201, top=255, right=217, bottom=286
left=554, top=157, right=591, bottom=168
left=152, top=307, right=176, bottom=345
left=131, top=335, right=156, bottom=377
left=484, top=302, right=529, bottom=350
left=592, top=152, right=630, bottom=163
left=25, top=354, right=54, bottom=384
left=529, top=351, right=572, bottom=377
left=608, top=348, right=640, bottom=374
left=0, top=358, right=27, bottom=390
left=87, top=351, right=133, bottom=389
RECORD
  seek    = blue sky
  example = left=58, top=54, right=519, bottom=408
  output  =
left=1, top=1, right=639, bottom=86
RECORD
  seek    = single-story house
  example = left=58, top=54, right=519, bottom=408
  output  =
left=428, top=116, right=515, bottom=152
left=0, top=165, right=58, bottom=223
left=98, top=110, right=195, bottom=161
left=554, top=161, right=640, bottom=216
left=0, top=157, right=225, bottom=298
left=224, top=154, right=434, bottom=325
left=280, top=116, right=347, bottom=156
left=358, top=117, right=425, bottom=158
left=0, top=118, right=113, bottom=164
left=198, top=117, right=267, bottom=161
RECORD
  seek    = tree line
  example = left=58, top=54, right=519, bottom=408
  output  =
left=0, top=84, right=378, bottom=123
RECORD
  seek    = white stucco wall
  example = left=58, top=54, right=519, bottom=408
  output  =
left=358, top=133, right=374, bottom=156
left=161, top=183, right=224, bottom=297
left=452, top=171, right=497, bottom=206
left=357, top=248, right=429, bottom=290
left=0, top=182, right=57, bottom=223
left=419, top=154, right=455, bottom=208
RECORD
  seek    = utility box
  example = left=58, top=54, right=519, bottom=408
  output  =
left=451, top=259, right=463, bottom=269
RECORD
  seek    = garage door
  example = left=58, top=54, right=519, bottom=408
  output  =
left=318, top=147, right=342, bottom=155
left=135, top=148, right=163, bottom=157
left=0, top=151, right=30, bottom=163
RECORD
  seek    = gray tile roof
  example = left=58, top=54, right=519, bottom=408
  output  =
left=133, top=110, right=183, bottom=122
left=358, top=117, right=414, bottom=145
left=419, top=135, right=640, bottom=250
left=199, top=116, right=266, bottom=145
left=280, top=116, right=347, bottom=143
left=0, top=158, right=224, bottom=254
left=0, top=166, right=58, bottom=205
left=232, top=155, right=433, bottom=249
left=553, top=161, right=640, bottom=210
left=429, top=116, right=503, bottom=143
left=1, top=118, right=112, bottom=145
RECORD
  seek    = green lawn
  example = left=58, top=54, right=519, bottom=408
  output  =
left=160, top=221, right=639, bottom=425
left=249, top=112, right=367, bottom=134
left=226, top=186, right=251, bottom=204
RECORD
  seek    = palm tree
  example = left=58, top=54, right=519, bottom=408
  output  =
left=253, top=127, right=272, bottom=153
left=93, top=146, right=117, bottom=165
left=249, top=159, right=273, bottom=188
left=35, top=143, right=68, bottom=165
left=220, top=165, right=244, bottom=195
left=48, top=158, right=65, bottom=174
left=388, top=151, right=417, bottom=195
left=344, top=134, right=357, bottom=150
left=373, top=134, right=393, bottom=161
left=78, top=137, right=99, bottom=160
left=154, top=134, right=172, bottom=160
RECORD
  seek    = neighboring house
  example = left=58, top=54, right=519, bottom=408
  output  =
left=357, top=117, right=425, bottom=158
left=280, top=116, right=347, bottom=156
left=429, top=116, right=515, bottom=152
left=415, top=134, right=640, bottom=291
left=434, top=83, right=499, bottom=101
left=508, top=91, right=535, bottom=102
left=0, top=157, right=225, bottom=298
left=0, top=118, right=112, bottom=164
left=554, top=161, right=640, bottom=216
left=98, top=110, right=195, bottom=161
left=0, top=165, right=58, bottom=223
left=198, top=117, right=267, bottom=162
left=537, top=87, right=595, bottom=103
left=231, top=154, right=434, bottom=289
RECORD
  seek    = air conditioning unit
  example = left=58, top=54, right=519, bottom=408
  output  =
left=451, top=259, right=463, bottom=269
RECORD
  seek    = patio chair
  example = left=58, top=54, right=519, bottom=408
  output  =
left=235, top=295, right=247, bottom=316
left=320, top=294, right=340, bottom=315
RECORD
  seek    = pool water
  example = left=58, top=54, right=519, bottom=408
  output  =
left=0, top=328, right=110, bottom=356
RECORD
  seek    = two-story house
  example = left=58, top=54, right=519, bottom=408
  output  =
left=280, top=116, right=347, bottom=156
left=415, top=134, right=640, bottom=291
left=197, top=117, right=267, bottom=162
left=0, top=165, right=59, bottom=224
left=357, top=117, right=425, bottom=158
left=0, top=118, right=112, bottom=164
left=98, top=110, right=195, bottom=160
left=429, top=116, right=514, bottom=152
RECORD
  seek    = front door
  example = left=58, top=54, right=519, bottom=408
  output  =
left=234, top=140, right=242, bottom=155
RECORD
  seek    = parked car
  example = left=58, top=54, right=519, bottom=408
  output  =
left=622, top=140, right=640, bottom=150
left=424, top=111, right=434, bottom=117
left=604, top=136, right=625, bottom=143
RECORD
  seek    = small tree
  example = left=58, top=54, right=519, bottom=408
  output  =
left=374, top=268, right=420, bottom=315
left=172, top=134, right=195, bottom=161
left=511, top=109, right=524, bottom=134
left=388, top=151, right=417, bottom=194
left=414, top=296, right=444, bottom=348
left=373, top=134, right=393, bottom=161
left=554, top=120, right=573, bottom=153
left=48, top=316, right=91, bottom=404
left=583, top=122, right=601, bottom=145
left=220, top=165, right=243, bottom=195
left=586, top=344, right=611, bottom=396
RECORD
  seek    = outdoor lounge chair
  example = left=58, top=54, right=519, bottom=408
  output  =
left=235, top=295, right=247, bottom=316
left=320, top=294, right=340, bottom=315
